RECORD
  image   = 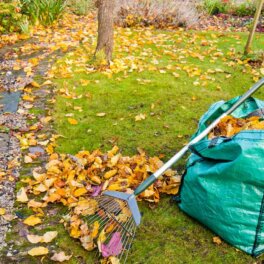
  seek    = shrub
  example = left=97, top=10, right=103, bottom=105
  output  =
left=20, top=0, right=66, bottom=26
left=200, top=0, right=229, bottom=15
left=115, top=0, right=199, bottom=28
left=0, top=2, right=26, bottom=33
left=231, top=1, right=256, bottom=16
left=67, top=0, right=94, bottom=16
left=18, top=15, right=30, bottom=34
left=200, top=0, right=261, bottom=17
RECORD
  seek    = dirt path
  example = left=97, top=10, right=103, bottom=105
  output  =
left=0, top=13, right=95, bottom=253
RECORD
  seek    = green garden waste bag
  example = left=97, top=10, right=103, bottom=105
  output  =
left=178, top=96, right=264, bottom=256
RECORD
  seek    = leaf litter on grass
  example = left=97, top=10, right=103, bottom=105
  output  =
left=3, top=9, right=263, bottom=263
left=16, top=144, right=180, bottom=262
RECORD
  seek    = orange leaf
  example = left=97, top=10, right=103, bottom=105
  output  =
left=68, top=118, right=78, bottom=125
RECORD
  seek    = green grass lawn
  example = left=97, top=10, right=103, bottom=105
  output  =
left=48, top=28, right=264, bottom=263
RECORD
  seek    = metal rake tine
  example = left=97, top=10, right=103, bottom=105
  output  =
left=95, top=205, right=122, bottom=232
left=95, top=217, right=121, bottom=259
left=103, top=214, right=133, bottom=246
left=95, top=200, right=130, bottom=258
left=97, top=209, right=133, bottom=260
left=98, top=204, right=131, bottom=247
left=97, top=220, right=129, bottom=261
left=85, top=198, right=118, bottom=225
left=122, top=225, right=137, bottom=263
left=95, top=218, right=115, bottom=259
left=118, top=218, right=136, bottom=261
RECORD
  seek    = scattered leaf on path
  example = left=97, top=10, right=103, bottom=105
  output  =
left=23, top=215, right=42, bottom=226
left=30, top=81, right=41, bottom=88
left=17, top=187, right=29, bottom=203
left=51, top=251, right=72, bottom=262
left=28, top=246, right=49, bottom=256
left=24, top=155, right=33, bottom=163
left=27, top=234, right=42, bottom=244
left=0, top=208, right=6, bottom=215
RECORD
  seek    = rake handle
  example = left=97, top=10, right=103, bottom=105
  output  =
left=134, top=78, right=264, bottom=196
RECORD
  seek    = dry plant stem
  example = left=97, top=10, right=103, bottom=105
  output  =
left=244, top=0, right=264, bottom=55
left=95, top=0, right=115, bottom=63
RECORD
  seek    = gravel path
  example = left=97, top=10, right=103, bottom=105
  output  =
left=0, top=14, right=92, bottom=255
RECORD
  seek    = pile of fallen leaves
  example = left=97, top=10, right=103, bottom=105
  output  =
left=209, top=115, right=264, bottom=139
left=17, top=145, right=181, bottom=262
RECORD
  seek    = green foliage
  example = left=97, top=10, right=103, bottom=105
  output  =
left=201, top=0, right=230, bottom=15
left=231, top=1, right=256, bottom=16
left=20, top=0, right=66, bottom=26
left=18, top=16, right=30, bottom=34
left=0, top=2, right=26, bottom=33
left=67, top=0, right=93, bottom=16
left=241, top=50, right=264, bottom=64
left=201, top=0, right=259, bottom=17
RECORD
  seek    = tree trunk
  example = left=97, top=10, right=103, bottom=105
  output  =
left=95, top=0, right=115, bottom=63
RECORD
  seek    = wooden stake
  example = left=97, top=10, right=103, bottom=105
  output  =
left=244, top=0, right=264, bottom=55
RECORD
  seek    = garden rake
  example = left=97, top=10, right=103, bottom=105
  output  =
left=88, top=78, right=264, bottom=263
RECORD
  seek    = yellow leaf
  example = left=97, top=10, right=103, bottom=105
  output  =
left=41, top=116, right=52, bottom=124
left=96, top=113, right=106, bottom=117
left=74, top=199, right=98, bottom=216
left=24, top=155, right=33, bottom=163
left=28, top=200, right=44, bottom=208
left=110, top=154, right=120, bottom=166
left=32, top=169, right=45, bottom=182
left=104, top=169, right=117, bottom=179
left=42, top=80, right=53, bottom=86
left=23, top=215, right=42, bottom=226
left=108, top=257, right=120, bottom=264
left=70, top=227, right=81, bottom=238
left=13, top=65, right=21, bottom=70
left=213, top=236, right=222, bottom=245
left=17, top=187, right=29, bottom=203
left=30, top=81, right=40, bottom=88
left=68, top=118, right=78, bottom=125
left=74, top=187, right=87, bottom=197
left=90, top=175, right=101, bottom=185
left=28, top=246, right=49, bottom=256
left=135, top=113, right=146, bottom=121
left=80, top=79, right=90, bottom=86
left=34, top=183, right=47, bottom=193
left=90, top=221, right=99, bottom=239
left=22, top=95, right=34, bottom=102
left=0, top=208, right=6, bottom=215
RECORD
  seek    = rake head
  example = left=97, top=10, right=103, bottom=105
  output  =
left=85, top=191, right=141, bottom=263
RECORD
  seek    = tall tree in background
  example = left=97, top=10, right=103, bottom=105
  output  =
left=95, top=0, right=115, bottom=63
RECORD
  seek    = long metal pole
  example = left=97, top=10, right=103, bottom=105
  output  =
left=134, top=78, right=264, bottom=196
